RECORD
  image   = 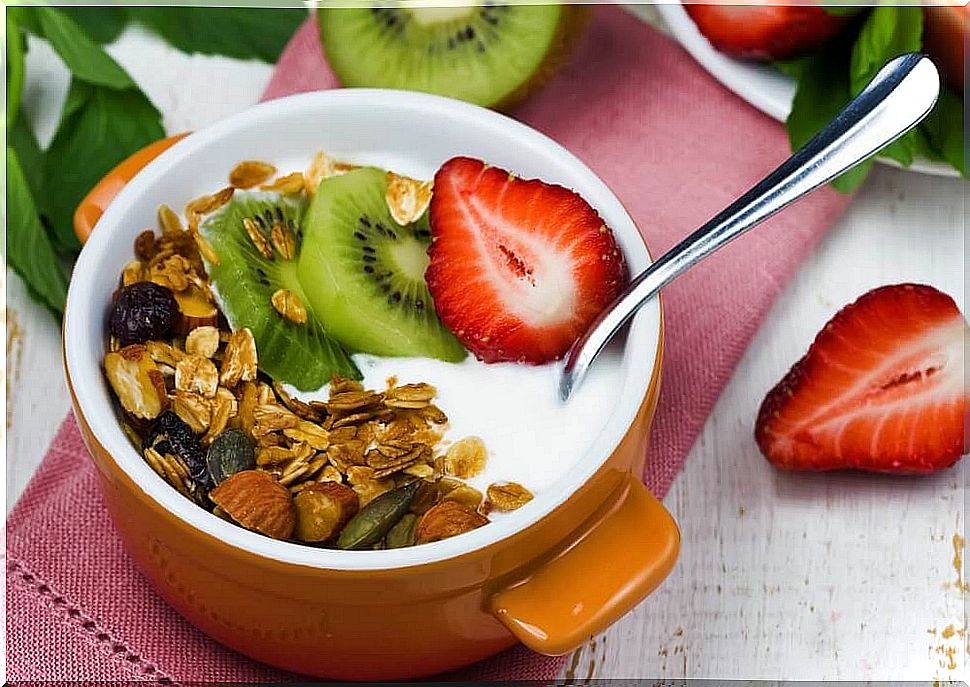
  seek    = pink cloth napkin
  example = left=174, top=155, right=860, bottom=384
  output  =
left=7, top=6, right=852, bottom=682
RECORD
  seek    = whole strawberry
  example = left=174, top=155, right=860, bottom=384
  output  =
left=756, top=284, right=968, bottom=474
left=685, top=3, right=851, bottom=61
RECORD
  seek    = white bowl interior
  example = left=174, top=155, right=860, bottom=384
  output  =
left=64, top=89, right=661, bottom=571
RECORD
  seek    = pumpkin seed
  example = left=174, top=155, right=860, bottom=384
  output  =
left=207, top=428, right=256, bottom=485
left=385, top=513, right=418, bottom=549
left=336, top=480, right=420, bottom=550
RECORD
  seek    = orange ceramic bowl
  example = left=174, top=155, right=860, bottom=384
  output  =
left=63, top=90, right=678, bottom=680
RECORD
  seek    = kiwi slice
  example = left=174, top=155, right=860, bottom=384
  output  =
left=199, top=193, right=360, bottom=390
left=317, top=4, right=590, bottom=110
left=299, top=167, right=466, bottom=362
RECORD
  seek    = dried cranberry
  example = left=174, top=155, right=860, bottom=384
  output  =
left=147, top=411, right=211, bottom=490
left=109, top=282, right=178, bottom=346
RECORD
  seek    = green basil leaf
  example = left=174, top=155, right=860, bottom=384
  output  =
left=910, top=126, right=942, bottom=163
left=849, top=6, right=923, bottom=96
left=774, top=56, right=812, bottom=81
left=34, top=7, right=134, bottom=89
left=6, top=146, right=69, bottom=315
left=877, top=128, right=918, bottom=167
left=823, top=5, right=867, bottom=17
left=9, top=113, right=44, bottom=201
left=919, top=87, right=966, bottom=176
left=8, top=7, right=42, bottom=36
left=846, top=6, right=924, bottom=168
left=127, top=7, right=306, bottom=63
left=41, top=80, right=164, bottom=254
left=785, top=34, right=870, bottom=193
left=786, top=42, right=851, bottom=151
left=7, top=13, right=25, bottom=131
left=829, top=160, right=874, bottom=193
left=59, top=6, right=129, bottom=44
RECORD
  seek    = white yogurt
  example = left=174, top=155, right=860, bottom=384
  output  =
left=287, top=349, right=625, bottom=494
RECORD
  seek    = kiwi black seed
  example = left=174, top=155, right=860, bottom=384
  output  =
left=317, top=3, right=590, bottom=110
left=299, top=167, right=466, bottom=362
left=198, top=192, right=360, bottom=390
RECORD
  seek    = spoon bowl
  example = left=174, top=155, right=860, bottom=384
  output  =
left=559, top=53, right=941, bottom=402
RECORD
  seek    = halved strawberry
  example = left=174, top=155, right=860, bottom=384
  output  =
left=426, top=157, right=627, bottom=364
left=685, top=2, right=851, bottom=61
left=756, top=284, right=968, bottom=474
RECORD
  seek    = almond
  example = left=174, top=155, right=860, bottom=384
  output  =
left=173, top=286, right=219, bottom=335
left=293, top=482, right=359, bottom=543
left=414, top=499, right=488, bottom=545
left=104, top=345, right=168, bottom=420
left=209, top=470, right=295, bottom=540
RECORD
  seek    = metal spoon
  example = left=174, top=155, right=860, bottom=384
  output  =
left=558, top=53, right=941, bottom=402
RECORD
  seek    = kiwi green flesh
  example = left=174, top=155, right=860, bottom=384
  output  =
left=318, top=4, right=564, bottom=108
left=299, top=167, right=466, bottom=363
left=199, top=192, right=361, bottom=390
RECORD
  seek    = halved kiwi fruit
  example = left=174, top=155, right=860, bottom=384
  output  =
left=199, top=193, right=361, bottom=390
left=299, top=167, right=466, bottom=362
left=317, top=3, right=590, bottom=110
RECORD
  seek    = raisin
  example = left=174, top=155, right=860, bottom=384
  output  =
left=133, top=230, right=157, bottom=261
left=148, top=411, right=210, bottom=489
left=109, top=282, right=178, bottom=346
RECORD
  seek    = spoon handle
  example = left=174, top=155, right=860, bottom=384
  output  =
left=559, top=53, right=940, bottom=402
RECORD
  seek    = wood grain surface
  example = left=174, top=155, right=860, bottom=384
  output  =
left=6, top=8, right=966, bottom=681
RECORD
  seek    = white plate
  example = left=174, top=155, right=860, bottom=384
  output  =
left=656, top=2, right=959, bottom=178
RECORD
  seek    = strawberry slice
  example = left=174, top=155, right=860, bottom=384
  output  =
left=426, top=157, right=627, bottom=364
left=685, top=2, right=850, bottom=61
left=756, top=284, right=968, bottom=474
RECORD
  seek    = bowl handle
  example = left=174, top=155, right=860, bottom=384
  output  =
left=73, top=134, right=189, bottom=245
left=488, top=475, right=679, bottom=655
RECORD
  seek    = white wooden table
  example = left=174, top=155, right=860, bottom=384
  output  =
left=7, top=8, right=966, bottom=682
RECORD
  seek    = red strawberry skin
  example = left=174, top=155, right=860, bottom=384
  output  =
left=756, top=284, right=968, bottom=474
left=923, top=3, right=969, bottom=94
left=685, top=3, right=850, bottom=61
left=426, top=157, right=627, bottom=364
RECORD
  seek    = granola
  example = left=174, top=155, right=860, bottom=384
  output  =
left=261, top=171, right=306, bottom=195
left=229, top=160, right=277, bottom=189
left=270, top=289, right=307, bottom=324
left=101, top=153, right=539, bottom=551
